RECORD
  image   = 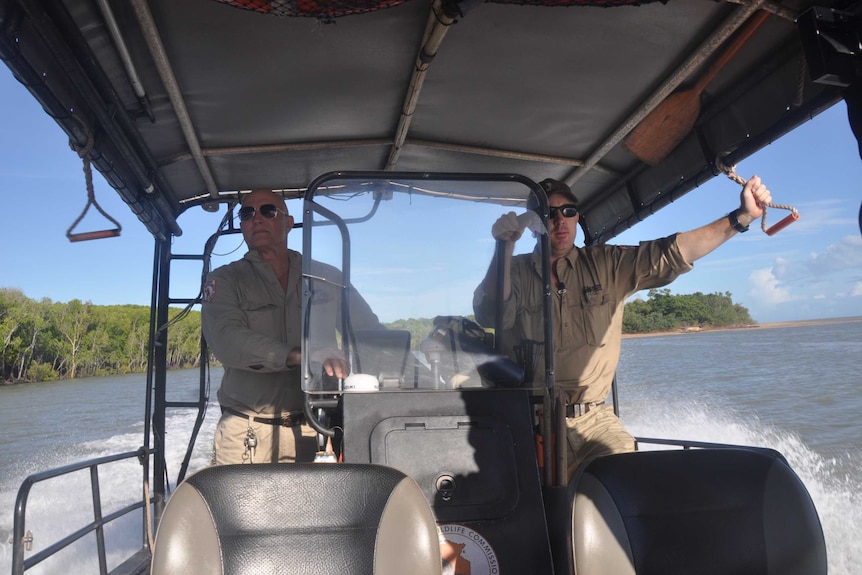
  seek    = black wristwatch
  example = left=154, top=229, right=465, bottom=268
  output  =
left=728, top=209, right=749, bottom=233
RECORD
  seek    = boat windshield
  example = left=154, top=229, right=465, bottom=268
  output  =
left=300, top=173, right=552, bottom=394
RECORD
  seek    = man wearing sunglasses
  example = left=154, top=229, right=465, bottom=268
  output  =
left=473, top=176, right=771, bottom=478
left=202, top=189, right=381, bottom=465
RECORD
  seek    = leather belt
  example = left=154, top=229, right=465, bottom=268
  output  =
left=221, top=406, right=304, bottom=427
left=565, top=402, right=604, bottom=419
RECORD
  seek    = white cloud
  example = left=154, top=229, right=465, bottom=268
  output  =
left=748, top=236, right=862, bottom=314
left=805, top=235, right=862, bottom=274
left=771, top=256, right=794, bottom=280
left=748, top=267, right=792, bottom=305
left=761, top=236, right=862, bottom=287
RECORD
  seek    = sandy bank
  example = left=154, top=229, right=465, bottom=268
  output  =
left=621, top=316, right=862, bottom=339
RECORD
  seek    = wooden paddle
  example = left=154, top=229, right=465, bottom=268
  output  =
left=624, top=10, right=770, bottom=165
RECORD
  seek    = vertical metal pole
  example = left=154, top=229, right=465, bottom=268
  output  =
left=90, top=466, right=108, bottom=574
left=151, top=237, right=171, bottom=525
left=494, top=240, right=505, bottom=355
left=142, top=240, right=158, bottom=546
left=555, top=391, right=567, bottom=486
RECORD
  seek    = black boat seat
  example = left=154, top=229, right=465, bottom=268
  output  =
left=568, top=448, right=826, bottom=575
left=150, top=463, right=442, bottom=575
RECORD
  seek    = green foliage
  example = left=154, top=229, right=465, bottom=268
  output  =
left=0, top=284, right=753, bottom=382
left=384, top=315, right=478, bottom=350
left=384, top=317, right=436, bottom=350
left=623, top=289, right=754, bottom=334
left=27, top=361, right=57, bottom=382
left=0, top=288, right=201, bottom=383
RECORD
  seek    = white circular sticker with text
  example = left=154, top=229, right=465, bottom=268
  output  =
left=439, top=523, right=499, bottom=575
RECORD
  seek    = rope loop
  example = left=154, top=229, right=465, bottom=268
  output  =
left=66, top=122, right=123, bottom=242
left=716, top=155, right=799, bottom=235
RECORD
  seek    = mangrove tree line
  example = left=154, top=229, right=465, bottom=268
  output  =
left=1, top=288, right=201, bottom=383
left=1, top=287, right=753, bottom=383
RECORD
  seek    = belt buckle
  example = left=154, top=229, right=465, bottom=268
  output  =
left=277, top=412, right=301, bottom=427
left=566, top=402, right=596, bottom=419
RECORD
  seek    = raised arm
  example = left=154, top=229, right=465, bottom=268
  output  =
left=677, top=175, right=772, bottom=264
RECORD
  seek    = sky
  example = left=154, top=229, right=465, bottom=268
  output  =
left=1, top=65, right=861, bottom=324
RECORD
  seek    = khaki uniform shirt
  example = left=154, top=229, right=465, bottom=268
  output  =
left=474, top=234, right=693, bottom=404
left=202, top=249, right=381, bottom=416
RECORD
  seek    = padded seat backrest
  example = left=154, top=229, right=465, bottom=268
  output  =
left=151, top=463, right=442, bottom=575
left=569, top=448, right=826, bottom=575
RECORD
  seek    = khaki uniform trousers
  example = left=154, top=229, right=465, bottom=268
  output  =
left=565, top=403, right=635, bottom=481
left=213, top=412, right=318, bottom=465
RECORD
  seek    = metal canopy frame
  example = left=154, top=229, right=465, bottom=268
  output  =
left=0, top=0, right=849, bottom=245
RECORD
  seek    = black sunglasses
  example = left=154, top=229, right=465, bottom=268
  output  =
left=238, top=204, right=286, bottom=222
left=548, top=204, right=579, bottom=219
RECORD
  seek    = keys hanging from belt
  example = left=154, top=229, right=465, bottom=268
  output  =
left=243, top=426, right=258, bottom=464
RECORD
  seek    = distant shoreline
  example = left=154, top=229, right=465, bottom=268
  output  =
left=622, top=316, right=862, bottom=339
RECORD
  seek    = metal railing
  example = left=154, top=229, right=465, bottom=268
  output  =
left=636, top=436, right=785, bottom=461
left=12, top=448, right=154, bottom=575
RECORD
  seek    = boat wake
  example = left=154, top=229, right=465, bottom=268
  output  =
left=1, top=400, right=859, bottom=574
left=627, top=399, right=862, bottom=575
left=0, top=406, right=219, bottom=575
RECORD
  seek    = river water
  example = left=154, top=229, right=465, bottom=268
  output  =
left=1, top=318, right=860, bottom=574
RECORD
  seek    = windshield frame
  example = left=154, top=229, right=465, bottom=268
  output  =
left=299, top=171, right=555, bottom=396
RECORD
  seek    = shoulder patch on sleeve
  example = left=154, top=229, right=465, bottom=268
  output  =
left=203, top=278, right=217, bottom=303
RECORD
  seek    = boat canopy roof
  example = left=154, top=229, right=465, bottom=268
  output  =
left=1, top=0, right=854, bottom=243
